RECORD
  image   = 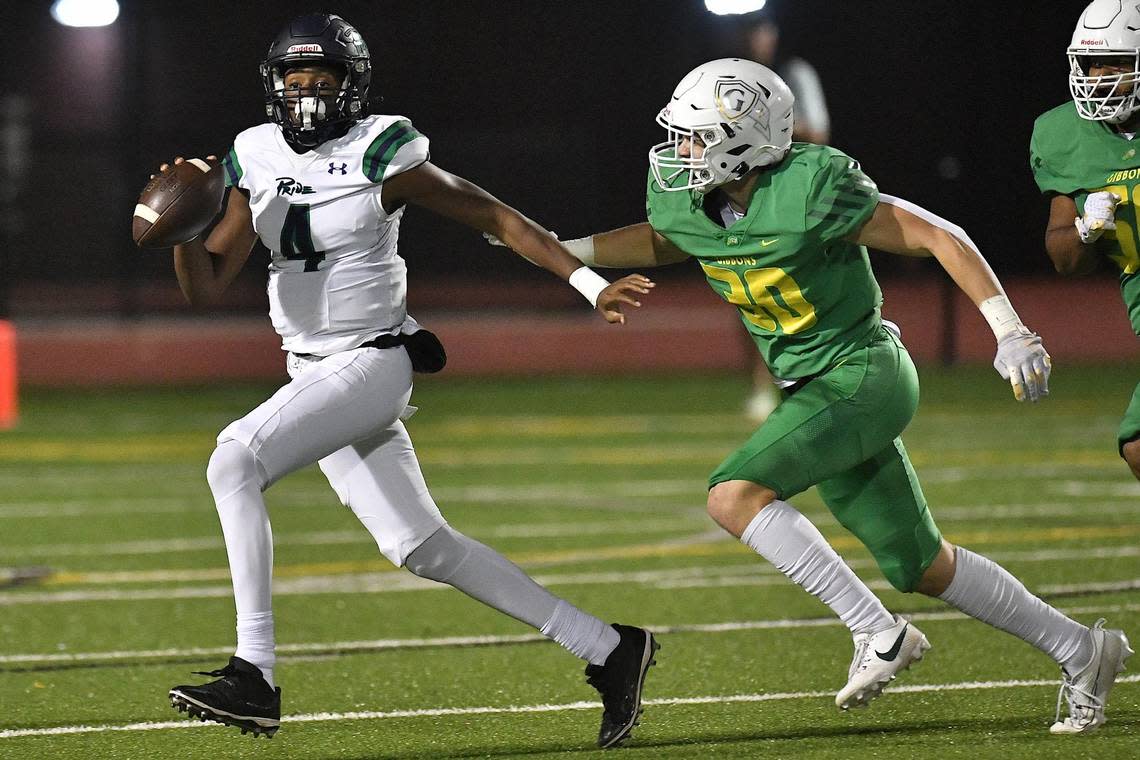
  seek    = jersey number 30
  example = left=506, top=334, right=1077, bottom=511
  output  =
left=1096, top=184, right=1140, bottom=274
left=280, top=204, right=326, bottom=272
left=700, top=264, right=817, bottom=334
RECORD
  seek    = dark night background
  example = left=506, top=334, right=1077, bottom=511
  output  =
left=0, top=1, right=1093, bottom=316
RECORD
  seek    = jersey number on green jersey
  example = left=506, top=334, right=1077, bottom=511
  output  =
left=1095, top=184, right=1140, bottom=274
left=280, top=204, right=326, bottom=272
left=700, top=263, right=818, bottom=333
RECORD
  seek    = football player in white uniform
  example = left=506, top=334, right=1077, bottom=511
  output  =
left=163, top=14, right=657, bottom=748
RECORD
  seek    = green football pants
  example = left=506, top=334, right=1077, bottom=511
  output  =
left=709, top=325, right=943, bottom=591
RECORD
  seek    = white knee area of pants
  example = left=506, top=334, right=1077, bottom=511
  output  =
left=207, top=439, right=267, bottom=502
left=405, top=525, right=472, bottom=583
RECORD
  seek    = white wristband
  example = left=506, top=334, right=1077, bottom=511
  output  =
left=568, top=266, right=609, bottom=308
left=978, top=294, right=1025, bottom=340
left=562, top=236, right=597, bottom=266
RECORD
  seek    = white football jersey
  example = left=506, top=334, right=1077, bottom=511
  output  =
left=223, top=114, right=429, bottom=355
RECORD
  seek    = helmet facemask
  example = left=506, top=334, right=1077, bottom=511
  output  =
left=1069, top=49, right=1140, bottom=123
left=649, top=117, right=728, bottom=192
left=263, top=58, right=367, bottom=148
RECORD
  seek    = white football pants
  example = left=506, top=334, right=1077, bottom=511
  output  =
left=210, top=345, right=446, bottom=617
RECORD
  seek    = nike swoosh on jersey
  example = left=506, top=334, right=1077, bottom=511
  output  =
left=875, top=625, right=908, bottom=661
left=760, top=239, right=778, bottom=247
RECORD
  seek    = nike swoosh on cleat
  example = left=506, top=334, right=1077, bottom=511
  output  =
left=875, top=625, right=908, bottom=661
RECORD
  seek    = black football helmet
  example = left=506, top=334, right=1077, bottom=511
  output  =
left=260, top=13, right=371, bottom=148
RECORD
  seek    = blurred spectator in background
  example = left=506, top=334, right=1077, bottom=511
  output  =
left=742, top=13, right=831, bottom=421
left=745, top=14, right=830, bottom=144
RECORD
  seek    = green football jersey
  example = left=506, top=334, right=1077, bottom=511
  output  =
left=1030, top=101, right=1140, bottom=335
left=646, top=143, right=881, bottom=379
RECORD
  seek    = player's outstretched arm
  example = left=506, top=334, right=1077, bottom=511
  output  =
left=383, top=162, right=654, bottom=323
left=852, top=196, right=1051, bottom=402
left=591, top=224, right=691, bottom=268
left=486, top=223, right=689, bottom=269
left=163, top=158, right=258, bottom=307
left=1045, top=193, right=1106, bottom=276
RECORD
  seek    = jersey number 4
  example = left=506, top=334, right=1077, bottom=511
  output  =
left=280, top=204, right=326, bottom=272
left=700, top=264, right=817, bottom=334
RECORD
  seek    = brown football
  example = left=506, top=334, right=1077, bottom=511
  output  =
left=132, top=157, right=225, bottom=249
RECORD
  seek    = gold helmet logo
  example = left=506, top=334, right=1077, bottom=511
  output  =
left=714, top=79, right=759, bottom=120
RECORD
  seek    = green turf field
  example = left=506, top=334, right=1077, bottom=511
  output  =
left=0, top=365, right=1137, bottom=759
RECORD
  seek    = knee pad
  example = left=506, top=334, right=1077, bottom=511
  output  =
left=206, top=439, right=266, bottom=501
left=404, top=525, right=470, bottom=582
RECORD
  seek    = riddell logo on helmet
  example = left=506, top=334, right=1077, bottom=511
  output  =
left=1080, top=39, right=1107, bottom=46
left=286, top=44, right=323, bottom=54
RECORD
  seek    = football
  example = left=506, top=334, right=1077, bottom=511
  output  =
left=132, top=157, right=225, bottom=249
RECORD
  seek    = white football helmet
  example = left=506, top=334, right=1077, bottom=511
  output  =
left=649, top=58, right=794, bottom=193
left=1068, top=0, right=1140, bottom=123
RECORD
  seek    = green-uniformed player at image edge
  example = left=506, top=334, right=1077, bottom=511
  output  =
left=1031, top=101, right=1140, bottom=455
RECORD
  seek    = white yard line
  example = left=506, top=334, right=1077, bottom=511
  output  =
left=4, top=498, right=1138, bottom=559
left=1, top=464, right=1133, bottom=520
left=3, top=549, right=1140, bottom=602
left=0, top=500, right=194, bottom=519
left=1050, top=480, right=1140, bottom=498
left=2, top=674, right=1137, bottom=739
left=0, top=518, right=708, bottom=560
left=3, top=601, right=1137, bottom=666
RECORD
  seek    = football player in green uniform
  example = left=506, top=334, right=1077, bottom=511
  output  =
left=1032, top=0, right=1140, bottom=487
left=531, top=57, right=1132, bottom=732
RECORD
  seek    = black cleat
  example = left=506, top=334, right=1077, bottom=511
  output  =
left=169, top=656, right=281, bottom=738
left=585, top=624, right=659, bottom=749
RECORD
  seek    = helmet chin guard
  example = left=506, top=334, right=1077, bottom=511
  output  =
left=649, top=58, right=794, bottom=194
left=1068, top=0, right=1140, bottom=123
left=261, top=13, right=372, bottom=148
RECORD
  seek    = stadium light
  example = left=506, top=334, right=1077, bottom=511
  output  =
left=51, top=0, right=120, bottom=27
left=704, top=0, right=767, bottom=15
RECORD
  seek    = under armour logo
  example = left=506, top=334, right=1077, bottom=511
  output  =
left=328, top=162, right=348, bottom=175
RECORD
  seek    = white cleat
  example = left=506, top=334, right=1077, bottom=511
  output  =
left=836, top=615, right=930, bottom=710
left=1050, top=619, right=1133, bottom=735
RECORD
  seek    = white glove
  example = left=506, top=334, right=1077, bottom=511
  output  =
left=1074, top=191, right=1120, bottom=244
left=993, top=329, right=1052, bottom=402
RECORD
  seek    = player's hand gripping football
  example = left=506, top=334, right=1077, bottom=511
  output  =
left=993, top=329, right=1052, bottom=402
left=597, top=275, right=655, bottom=324
left=151, top=155, right=219, bottom=178
left=1075, top=190, right=1120, bottom=244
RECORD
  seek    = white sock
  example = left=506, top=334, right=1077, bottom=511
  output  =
left=235, top=612, right=276, bottom=689
left=541, top=599, right=621, bottom=666
left=207, top=440, right=276, bottom=687
left=939, top=547, right=1093, bottom=672
left=741, top=500, right=895, bottom=636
